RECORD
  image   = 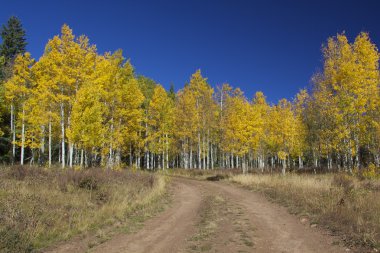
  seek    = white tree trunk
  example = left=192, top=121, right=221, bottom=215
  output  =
left=60, top=102, right=65, bottom=169
left=242, top=155, right=246, bottom=173
left=137, top=151, right=140, bottom=168
left=69, top=143, right=74, bottom=167
left=162, top=146, right=164, bottom=170
left=10, top=103, right=15, bottom=163
left=150, top=153, right=155, bottom=170
left=202, top=135, right=206, bottom=170
left=116, top=149, right=121, bottom=166
left=108, top=121, right=114, bottom=168
left=84, top=151, right=88, bottom=167
left=282, top=159, right=286, bottom=175
left=40, top=125, right=45, bottom=164
left=80, top=149, right=84, bottom=167
left=211, top=143, right=214, bottom=170
left=207, top=130, right=210, bottom=170
left=355, top=134, right=360, bottom=169
left=48, top=119, right=52, bottom=167
left=298, top=155, right=303, bottom=169
left=165, top=134, right=169, bottom=169
left=20, top=106, right=25, bottom=165
left=147, top=151, right=150, bottom=170
left=337, top=153, right=341, bottom=171
left=190, top=141, right=193, bottom=169
left=198, top=133, right=201, bottom=169
left=145, top=121, right=149, bottom=169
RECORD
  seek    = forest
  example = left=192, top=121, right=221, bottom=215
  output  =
left=1, top=17, right=379, bottom=174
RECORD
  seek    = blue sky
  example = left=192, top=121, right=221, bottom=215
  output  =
left=1, top=0, right=379, bottom=103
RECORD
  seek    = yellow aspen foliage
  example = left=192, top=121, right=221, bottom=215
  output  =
left=266, top=99, right=295, bottom=172
left=4, top=53, right=34, bottom=106
left=119, top=78, right=145, bottom=153
left=67, top=83, right=106, bottom=152
left=4, top=52, right=34, bottom=164
left=311, top=32, right=380, bottom=170
left=147, top=85, right=174, bottom=168
left=251, top=91, right=269, bottom=166
left=291, top=89, right=308, bottom=166
left=222, top=89, right=251, bottom=156
left=2, top=25, right=379, bottom=172
left=174, top=85, right=199, bottom=169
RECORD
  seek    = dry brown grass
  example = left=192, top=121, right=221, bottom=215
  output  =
left=0, top=166, right=167, bottom=252
left=231, top=173, right=380, bottom=250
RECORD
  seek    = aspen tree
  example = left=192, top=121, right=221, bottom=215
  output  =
left=32, top=39, right=62, bottom=167
left=175, top=87, right=198, bottom=169
left=252, top=91, right=268, bottom=171
left=292, top=89, right=308, bottom=169
left=216, top=83, right=233, bottom=168
left=311, top=32, right=379, bottom=170
left=119, top=77, right=144, bottom=167
left=187, top=70, right=214, bottom=169
left=4, top=53, right=34, bottom=165
left=137, top=76, right=157, bottom=169
left=148, top=85, right=174, bottom=169
left=67, top=82, right=106, bottom=167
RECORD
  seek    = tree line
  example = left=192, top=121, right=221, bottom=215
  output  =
left=1, top=18, right=379, bottom=173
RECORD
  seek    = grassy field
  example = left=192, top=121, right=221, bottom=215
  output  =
left=0, top=166, right=167, bottom=252
left=231, top=173, right=380, bottom=250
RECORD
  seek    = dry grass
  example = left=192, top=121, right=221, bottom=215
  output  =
left=231, top=173, right=380, bottom=250
left=0, top=166, right=167, bottom=252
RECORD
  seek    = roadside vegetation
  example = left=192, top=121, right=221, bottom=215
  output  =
left=0, top=166, right=167, bottom=252
left=231, top=172, right=380, bottom=250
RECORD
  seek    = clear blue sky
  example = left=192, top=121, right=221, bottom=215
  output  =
left=1, top=0, right=379, bottom=103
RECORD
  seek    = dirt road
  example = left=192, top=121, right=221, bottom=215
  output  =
left=50, top=177, right=348, bottom=253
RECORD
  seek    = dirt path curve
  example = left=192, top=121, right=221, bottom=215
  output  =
left=55, top=177, right=348, bottom=253
left=187, top=179, right=347, bottom=253
left=90, top=180, right=202, bottom=253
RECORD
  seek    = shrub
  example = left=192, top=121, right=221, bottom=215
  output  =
left=362, top=163, right=379, bottom=180
left=206, top=174, right=226, bottom=181
left=95, top=188, right=110, bottom=204
left=78, top=174, right=99, bottom=190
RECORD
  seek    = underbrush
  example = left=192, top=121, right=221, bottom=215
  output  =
left=231, top=173, right=380, bottom=250
left=165, top=168, right=241, bottom=180
left=0, top=165, right=166, bottom=252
